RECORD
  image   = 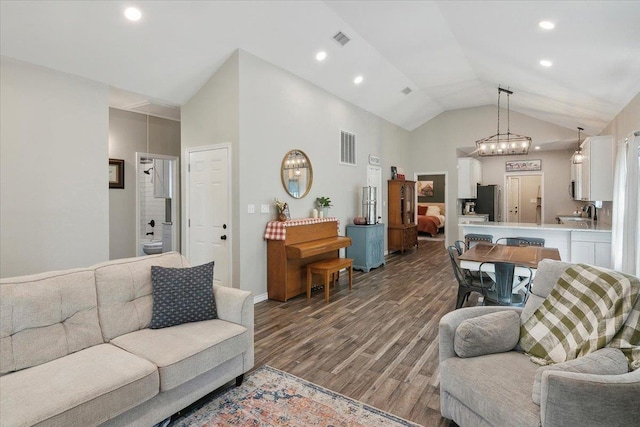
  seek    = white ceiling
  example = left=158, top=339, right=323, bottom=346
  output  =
left=2, top=1, right=639, bottom=136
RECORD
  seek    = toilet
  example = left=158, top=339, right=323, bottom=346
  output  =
left=142, top=241, right=163, bottom=255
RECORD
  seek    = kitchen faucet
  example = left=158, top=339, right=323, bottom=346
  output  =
left=582, top=203, right=598, bottom=221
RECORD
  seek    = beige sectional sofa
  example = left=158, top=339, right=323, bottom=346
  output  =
left=0, top=252, right=254, bottom=427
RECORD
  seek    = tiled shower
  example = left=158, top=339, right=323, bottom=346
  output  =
left=138, top=156, right=176, bottom=256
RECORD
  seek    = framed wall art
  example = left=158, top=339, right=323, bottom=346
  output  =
left=109, top=158, right=125, bottom=189
left=505, top=159, right=541, bottom=172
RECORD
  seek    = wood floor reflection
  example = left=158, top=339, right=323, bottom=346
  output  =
left=253, top=239, right=460, bottom=427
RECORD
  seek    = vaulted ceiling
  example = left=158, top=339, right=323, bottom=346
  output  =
left=2, top=1, right=639, bottom=136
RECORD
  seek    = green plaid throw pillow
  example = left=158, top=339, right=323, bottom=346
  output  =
left=519, top=264, right=640, bottom=369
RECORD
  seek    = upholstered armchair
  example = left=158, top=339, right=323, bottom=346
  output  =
left=439, top=259, right=640, bottom=427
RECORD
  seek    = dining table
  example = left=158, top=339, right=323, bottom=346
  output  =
left=458, top=243, right=562, bottom=293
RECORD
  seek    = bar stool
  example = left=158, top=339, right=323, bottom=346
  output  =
left=495, top=237, right=545, bottom=247
left=465, top=233, right=493, bottom=248
left=306, top=258, right=353, bottom=302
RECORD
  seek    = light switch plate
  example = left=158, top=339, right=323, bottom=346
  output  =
left=247, top=204, right=255, bottom=214
left=260, top=204, right=270, bottom=214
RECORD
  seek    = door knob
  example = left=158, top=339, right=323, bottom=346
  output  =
left=220, top=235, right=227, bottom=240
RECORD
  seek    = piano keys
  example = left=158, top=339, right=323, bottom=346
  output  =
left=265, top=219, right=351, bottom=301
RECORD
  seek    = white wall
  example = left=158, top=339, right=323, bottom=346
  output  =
left=181, top=50, right=240, bottom=286
left=600, top=92, right=640, bottom=142
left=108, top=108, right=180, bottom=259
left=596, top=92, right=640, bottom=225
left=407, top=105, right=578, bottom=245
left=480, top=149, right=578, bottom=224
left=237, top=50, right=409, bottom=297
left=181, top=49, right=409, bottom=296
left=1, top=57, right=109, bottom=277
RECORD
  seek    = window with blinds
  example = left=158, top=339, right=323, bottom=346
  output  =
left=340, top=131, right=356, bottom=165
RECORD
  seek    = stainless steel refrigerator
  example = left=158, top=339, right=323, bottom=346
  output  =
left=476, top=184, right=501, bottom=221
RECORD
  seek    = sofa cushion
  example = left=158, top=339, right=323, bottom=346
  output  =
left=531, top=348, right=628, bottom=405
left=440, top=352, right=540, bottom=427
left=521, top=259, right=572, bottom=322
left=0, top=343, right=158, bottom=427
left=528, top=259, right=573, bottom=299
left=0, top=268, right=103, bottom=375
left=93, top=252, right=189, bottom=341
left=110, top=319, right=248, bottom=391
left=150, top=261, right=217, bottom=329
left=454, top=311, right=520, bottom=358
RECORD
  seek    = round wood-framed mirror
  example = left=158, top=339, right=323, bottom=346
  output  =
left=281, top=149, right=313, bottom=199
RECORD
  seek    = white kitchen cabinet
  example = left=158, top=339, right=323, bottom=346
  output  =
left=570, top=230, right=611, bottom=268
left=458, top=157, right=482, bottom=199
left=578, top=136, right=614, bottom=201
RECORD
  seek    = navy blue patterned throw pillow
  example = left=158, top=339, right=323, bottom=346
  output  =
left=150, top=261, right=217, bottom=329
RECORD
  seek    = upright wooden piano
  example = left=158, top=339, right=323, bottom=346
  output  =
left=265, top=218, right=351, bottom=301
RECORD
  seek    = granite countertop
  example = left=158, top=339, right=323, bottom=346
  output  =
left=460, top=221, right=612, bottom=232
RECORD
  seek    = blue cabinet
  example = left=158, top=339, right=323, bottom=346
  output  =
left=346, top=224, right=385, bottom=272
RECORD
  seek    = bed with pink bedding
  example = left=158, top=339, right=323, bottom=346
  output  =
left=417, top=204, right=445, bottom=236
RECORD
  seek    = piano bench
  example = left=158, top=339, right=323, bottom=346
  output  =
left=306, top=258, right=353, bottom=302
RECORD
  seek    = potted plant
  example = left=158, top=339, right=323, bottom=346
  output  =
left=316, top=196, right=332, bottom=218
left=274, top=198, right=289, bottom=221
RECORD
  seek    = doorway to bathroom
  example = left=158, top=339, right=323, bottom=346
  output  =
left=136, top=152, right=180, bottom=256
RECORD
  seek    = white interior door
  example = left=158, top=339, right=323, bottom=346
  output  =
left=507, top=176, right=520, bottom=222
left=187, top=145, right=231, bottom=287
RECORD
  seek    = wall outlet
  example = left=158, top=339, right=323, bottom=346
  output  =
left=260, top=204, right=270, bottom=214
left=247, top=204, right=255, bottom=214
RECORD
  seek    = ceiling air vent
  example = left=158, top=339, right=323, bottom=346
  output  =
left=333, top=31, right=351, bottom=46
left=402, top=87, right=412, bottom=95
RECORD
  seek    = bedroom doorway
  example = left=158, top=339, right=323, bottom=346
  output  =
left=414, top=171, right=447, bottom=243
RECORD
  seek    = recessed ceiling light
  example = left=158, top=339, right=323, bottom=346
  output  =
left=539, top=21, right=555, bottom=30
left=124, top=7, right=142, bottom=21
left=540, top=59, right=553, bottom=67
left=534, top=146, right=541, bottom=150
left=354, top=75, right=364, bottom=85
left=315, top=51, right=327, bottom=62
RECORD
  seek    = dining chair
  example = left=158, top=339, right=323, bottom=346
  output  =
left=448, top=246, right=487, bottom=309
left=453, top=240, right=492, bottom=282
left=478, top=261, right=534, bottom=307
left=464, top=233, right=493, bottom=249
left=516, top=237, right=545, bottom=247
left=453, top=240, right=467, bottom=255
left=495, top=237, right=545, bottom=247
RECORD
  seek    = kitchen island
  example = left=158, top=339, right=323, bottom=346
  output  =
left=458, top=221, right=612, bottom=268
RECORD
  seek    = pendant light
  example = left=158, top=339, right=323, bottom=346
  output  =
left=572, top=127, right=584, bottom=164
left=476, top=87, right=532, bottom=156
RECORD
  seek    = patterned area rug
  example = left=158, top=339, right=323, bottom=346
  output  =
left=170, top=365, right=420, bottom=426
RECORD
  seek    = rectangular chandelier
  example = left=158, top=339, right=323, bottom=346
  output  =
left=476, top=134, right=531, bottom=156
left=476, top=87, right=532, bottom=156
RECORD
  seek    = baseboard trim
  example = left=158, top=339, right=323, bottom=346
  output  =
left=253, top=293, right=268, bottom=304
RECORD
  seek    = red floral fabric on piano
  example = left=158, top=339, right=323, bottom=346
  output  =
left=263, top=217, right=340, bottom=240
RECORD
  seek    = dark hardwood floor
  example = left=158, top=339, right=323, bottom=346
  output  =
left=253, top=239, right=459, bottom=426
